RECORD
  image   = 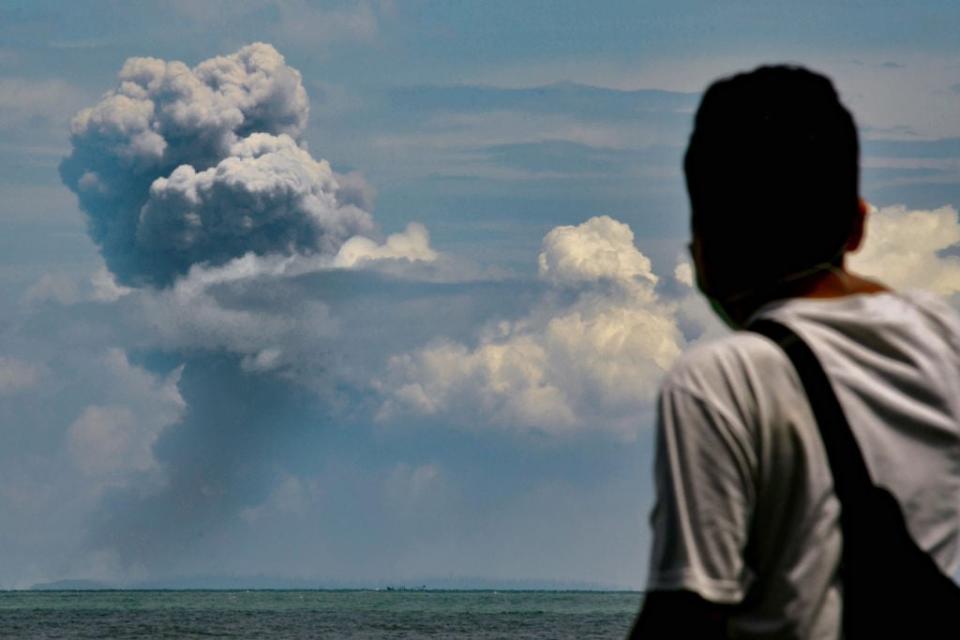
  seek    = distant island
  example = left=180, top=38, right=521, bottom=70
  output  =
left=30, top=579, right=115, bottom=591
left=27, top=575, right=629, bottom=591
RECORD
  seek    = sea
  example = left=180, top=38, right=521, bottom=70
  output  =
left=0, top=590, right=642, bottom=639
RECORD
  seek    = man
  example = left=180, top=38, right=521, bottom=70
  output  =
left=629, top=66, right=960, bottom=638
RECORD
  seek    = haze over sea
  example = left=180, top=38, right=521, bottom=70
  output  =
left=1, top=590, right=641, bottom=639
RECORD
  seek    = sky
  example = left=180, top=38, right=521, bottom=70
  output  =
left=2, top=0, right=960, bottom=590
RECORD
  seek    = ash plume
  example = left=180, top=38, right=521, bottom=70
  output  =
left=57, top=43, right=390, bottom=575
left=60, top=42, right=372, bottom=288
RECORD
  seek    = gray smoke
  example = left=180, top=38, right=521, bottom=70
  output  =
left=60, top=42, right=372, bottom=287
left=55, top=43, right=387, bottom=575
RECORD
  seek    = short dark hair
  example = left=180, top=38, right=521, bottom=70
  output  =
left=684, top=65, right=859, bottom=293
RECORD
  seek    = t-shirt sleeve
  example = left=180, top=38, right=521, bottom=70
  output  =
left=645, top=378, right=757, bottom=604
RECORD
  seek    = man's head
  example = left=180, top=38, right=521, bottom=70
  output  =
left=684, top=65, right=862, bottom=326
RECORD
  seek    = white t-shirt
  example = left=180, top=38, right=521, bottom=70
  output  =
left=645, top=288, right=960, bottom=639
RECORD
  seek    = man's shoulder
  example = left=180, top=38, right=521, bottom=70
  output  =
left=663, top=330, right=790, bottom=396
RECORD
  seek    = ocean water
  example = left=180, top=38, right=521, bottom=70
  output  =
left=0, top=590, right=642, bottom=639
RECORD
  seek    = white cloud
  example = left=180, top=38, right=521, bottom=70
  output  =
left=538, top=215, right=658, bottom=287
left=334, top=222, right=437, bottom=267
left=655, top=204, right=960, bottom=347
left=663, top=202, right=960, bottom=346
left=673, top=261, right=694, bottom=287
left=850, top=204, right=960, bottom=295
left=376, top=216, right=685, bottom=439
left=372, top=205, right=960, bottom=439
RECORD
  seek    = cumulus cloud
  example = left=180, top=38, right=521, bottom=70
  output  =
left=334, top=222, right=437, bottom=267
left=60, top=43, right=373, bottom=287
left=850, top=204, right=960, bottom=295
left=645, top=203, right=960, bottom=348
left=376, top=216, right=685, bottom=438
left=673, top=261, right=694, bottom=287
left=538, top=215, right=658, bottom=287
left=373, top=204, right=960, bottom=439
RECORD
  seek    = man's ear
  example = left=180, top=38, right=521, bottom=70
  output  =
left=845, top=198, right=869, bottom=253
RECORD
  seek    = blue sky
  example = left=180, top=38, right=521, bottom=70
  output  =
left=2, top=1, right=960, bottom=589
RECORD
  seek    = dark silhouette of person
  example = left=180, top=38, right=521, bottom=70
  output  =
left=628, top=65, right=960, bottom=638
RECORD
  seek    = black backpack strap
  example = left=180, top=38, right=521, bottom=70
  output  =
left=746, top=316, right=960, bottom=638
left=746, top=318, right=875, bottom=514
